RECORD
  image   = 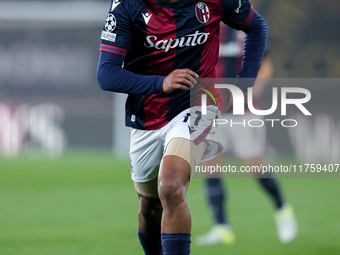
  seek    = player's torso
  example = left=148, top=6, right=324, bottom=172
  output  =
left=125, top=0, right=223, bottom=77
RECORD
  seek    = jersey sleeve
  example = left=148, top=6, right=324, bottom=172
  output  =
left=99, top=0, right=131, bottom=53
left=220, top=0, right=268, bottom=90
left=97, top=0, right=164, bottom=95
left=220, top=0, right=252, bottom=30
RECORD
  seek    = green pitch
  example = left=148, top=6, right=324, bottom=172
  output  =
left=1, top=152, right=339, bottom=255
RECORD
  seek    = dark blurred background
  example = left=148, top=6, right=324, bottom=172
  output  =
left=253, top=0, right=340, bottom=78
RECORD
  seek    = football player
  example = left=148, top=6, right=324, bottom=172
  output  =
left=97, top=0, right=268, bottom=254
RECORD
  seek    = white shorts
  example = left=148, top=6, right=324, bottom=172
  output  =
left=129, top=106, right=222, bottom=183
left=215, top=112, right=267, bottom=159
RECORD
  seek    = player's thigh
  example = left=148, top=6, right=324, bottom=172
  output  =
left=163, top=107, right=217, bottom=172
left=130, top=128, right=163, bottom=188
left=134, top=177, right=160, bottom=199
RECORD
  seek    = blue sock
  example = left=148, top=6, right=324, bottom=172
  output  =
left=138, top=228, right=162, bottom=255
left=206, top=178, right=227, bottom=225
left=258, top=178, right=284, bottom=209
left=161, top=233, right=191, bottom=255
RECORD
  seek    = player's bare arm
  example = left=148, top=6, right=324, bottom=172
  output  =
left=162, top=69, right=199, bottom=93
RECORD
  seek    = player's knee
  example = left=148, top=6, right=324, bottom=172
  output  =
left=139, top=196, right=162, bottom=221
left=158, top=178, right=186, bottom=208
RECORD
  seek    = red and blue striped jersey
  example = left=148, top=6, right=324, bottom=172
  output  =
left=97, top=0, right=267, bottom=130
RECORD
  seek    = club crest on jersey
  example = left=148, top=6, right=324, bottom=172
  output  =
left=105, top=14, right=116, bottom=32
left=195, top=2, right=210, bottom=23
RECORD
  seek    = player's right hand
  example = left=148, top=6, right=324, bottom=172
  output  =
left=162, top=69, right=199, bottom=93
